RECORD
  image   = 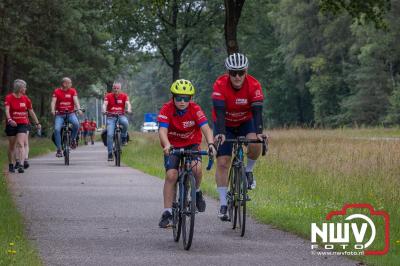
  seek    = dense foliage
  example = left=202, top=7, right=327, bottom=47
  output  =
left=1, top=0, right=398, bottom=128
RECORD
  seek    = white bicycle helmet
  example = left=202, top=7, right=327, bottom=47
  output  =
left=225, top=53, right=249, bottom=70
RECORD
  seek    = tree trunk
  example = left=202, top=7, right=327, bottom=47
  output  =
left=0, top=53, right=12, bottom=122
left=224, top=0, right=245, bottom=55
left=172, top=48, right=181, bottom=82
left=1, top=54, right=11, bottom=93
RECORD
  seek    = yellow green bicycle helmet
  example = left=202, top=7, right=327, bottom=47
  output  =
left=170, top=79, right=195, bottom=96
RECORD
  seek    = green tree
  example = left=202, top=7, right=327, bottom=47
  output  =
left=110, top=0, right=223, bottom=82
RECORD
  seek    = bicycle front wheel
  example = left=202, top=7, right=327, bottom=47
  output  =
left=64, top=132, right=70, bottom=166
left=227, top=166, right=236, bottom=229
left=181, top=173, right=196, bottom=250
left=172, top=182, right=182, bottom=242
left=237, top=167, right=247, bottom=237
left=114, top=131, right=121, bottom=167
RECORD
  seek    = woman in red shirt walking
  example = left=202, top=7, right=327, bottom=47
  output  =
left=4, top=79, right=41, bottom=173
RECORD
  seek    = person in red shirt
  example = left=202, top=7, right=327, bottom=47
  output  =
left=51, top=77, right=83, bottom=157
left=157, top=79, right=216, bottom=228
left=102, top=82, right=132, bottom=161
left=4, top=79, right=41, bottom=173
left=79, top=122, right=84, bottom=145
left=82, top=118, right=91, bottom=145
left=212, top=53, right=268, bottom=221
left=89, top=118, right=97, bottom=145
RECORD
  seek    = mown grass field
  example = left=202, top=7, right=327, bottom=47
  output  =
left=0, top=138, right=54, bottom=266
left=122, top=129, right=400, bottom=266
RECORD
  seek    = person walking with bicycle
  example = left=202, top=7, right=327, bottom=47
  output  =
left=4, top=79, right=41, bottom=173
left=89, top=118, right=97, bottom=145
left=212, top=53, right=268, bottom=221
left=157, top=79, right=216, bottom=228
left=82, top=118, right=91, bottom=145
left=102, top=82, right=131, bottom=161
left=51, top=77, right=83, bottom=157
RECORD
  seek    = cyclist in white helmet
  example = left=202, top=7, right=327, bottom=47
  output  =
left=211, top=53, right=268, bottom=221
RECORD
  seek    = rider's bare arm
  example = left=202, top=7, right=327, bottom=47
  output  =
left=50, top=96, right=57, bottom=115
left=125, top=96, right=132, bottom=113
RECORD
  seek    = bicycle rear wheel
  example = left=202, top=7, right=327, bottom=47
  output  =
left=181, top=173, right=196, bottom=250
left=63, top=132, right=70, bottom=166
left=237, top=167, right=247, bottom=237
left=172, top=181, right=182, bottom=242
left=114, top=131, right=121, bottom=167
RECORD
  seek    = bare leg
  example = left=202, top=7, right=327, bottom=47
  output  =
left=163, top=169, right=178, bottom=208
left=15, top=133, right=26, bottom=162
left=8, top=136, right=17, bottom=164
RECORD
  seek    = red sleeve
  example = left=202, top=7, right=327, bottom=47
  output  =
left=192, top=104, right=208, bottom=126
left=52, top=89, right=58, bottom=98
left=25, top=96, right=33, bottom=109
left=250, top=81, right=264, bottom=103
left=71, top=88, right=78, bottom=96
left=211, top=79, right=225, bottom=101
left=104, top=93, right=111, bottom=102
left=157, top=104, right=170, bottom=124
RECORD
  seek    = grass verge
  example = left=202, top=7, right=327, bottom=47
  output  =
left=123, top=129, right=399, bottom=266
left=0, top=138, right=54, bottom=266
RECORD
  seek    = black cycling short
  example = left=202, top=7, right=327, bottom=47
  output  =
left=214, top=119, right=256, bottom=157
left=5, top=124, right=29, bottom=136
left=164, top=144, right=202, bottom=171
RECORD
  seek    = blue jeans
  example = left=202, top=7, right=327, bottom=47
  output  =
left=54, top=114, right=79, bottom=150
left=106, top=116, right=129, bottom=154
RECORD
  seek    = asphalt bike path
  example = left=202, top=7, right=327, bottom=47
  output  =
left=9, top=143, right=357, bottom=266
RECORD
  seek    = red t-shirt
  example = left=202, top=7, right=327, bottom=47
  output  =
left=105, top=92, right=128, bottom=114
left=90, top=121, right=97, bottom=131
left=211, top=74, right=264, bottom=127
left=82, top=121, right=91, bottom=131
left=157, top=100, right=208, bottom=148
left=4, top=93, right=32, bottom=125
left=52, top=88, right=77, bottom=112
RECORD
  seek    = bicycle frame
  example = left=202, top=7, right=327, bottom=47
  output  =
left=171, top=148, right=213, bottom=250
left=223, top=136, right=267, bottom=237
left=105, top=113, right=125, bottom=166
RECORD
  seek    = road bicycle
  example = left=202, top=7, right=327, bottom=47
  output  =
left=57, top=109, right=84, bottom=166
left=223, top=136, right=267, bottom=237
left=171, top=147, right=213, bottom=250
left=105, top=113, right=126, bottom=167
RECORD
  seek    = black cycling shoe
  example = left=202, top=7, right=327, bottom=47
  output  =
left=107, top=153, right=114, bottom=161
left=218, top=205, right=229, bottom=221
left=159, top=211, right=173, bottom=228
left=196, top=191, right=206, bottom=212
left=122, top=138, right=128, bottom=146
left=15, top=162, right=24, bottom=173
left=56, top=150, right=63, bottom=157
left=70, top=140, right=77, bottom=149
left=9, top=164, right=15, bottom=173
left=246, top=172, right=256, bottom=190
left=23, top=160, right=29, bottom=169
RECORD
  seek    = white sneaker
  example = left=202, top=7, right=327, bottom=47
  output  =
left=250, top=180, right=256, bottom=190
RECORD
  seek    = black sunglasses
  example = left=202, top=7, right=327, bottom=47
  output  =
left=174, top=95, right=191, bottom=102
left=229, top=70, right=246, bottom=77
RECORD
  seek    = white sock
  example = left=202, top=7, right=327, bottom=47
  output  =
left=196, top=188, right=201, bottom=192
left=217, top=187, right=228, bottom=206
left=163, top=208, right=172, bottom=214
left=246, top=158, right=256, bottom=173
